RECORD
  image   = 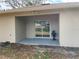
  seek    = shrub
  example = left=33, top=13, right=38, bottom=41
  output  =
left=1, top=41, right=11, bottom=47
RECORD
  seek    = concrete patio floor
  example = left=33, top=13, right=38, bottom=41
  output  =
left=17, top=38, right=60, bottom=46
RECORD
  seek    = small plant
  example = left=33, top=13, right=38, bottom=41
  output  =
left=34, top=51, right=40, bottom=59
left=34, top=49, right=50, bottom=59
left=42, top=51, right=50, bottom=59
left=1, top=41, right=11, bottom=47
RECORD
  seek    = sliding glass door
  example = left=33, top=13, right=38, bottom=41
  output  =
left=34, top=20, right=50, bottom=37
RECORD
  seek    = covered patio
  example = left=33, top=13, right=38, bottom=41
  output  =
left=15, top=14, right=60, bottom=46
left=18, top=38, right=59, bottom=46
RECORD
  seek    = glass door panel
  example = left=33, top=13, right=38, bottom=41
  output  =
left=35, top=20, right=50, bottom=37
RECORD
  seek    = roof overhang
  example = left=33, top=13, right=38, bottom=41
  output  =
left=0, top=2, right=79, bottom=14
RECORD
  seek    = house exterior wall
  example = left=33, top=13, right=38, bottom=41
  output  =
left=25, top=14, right=59, bottom=39
left=0, top=15, right=15, bottom=43
left=15, top=17, right=26, bottom=42
left=1, top=7, right=79, bottom=47
left=60, top=8, right=79, bottom=47
left=0, top=10, right=59, bottom=43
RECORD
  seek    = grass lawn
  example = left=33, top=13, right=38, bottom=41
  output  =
left=0, top=43, right=79, bottom=59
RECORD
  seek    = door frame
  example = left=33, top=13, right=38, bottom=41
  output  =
left=34, top=20, right=51, bottom=39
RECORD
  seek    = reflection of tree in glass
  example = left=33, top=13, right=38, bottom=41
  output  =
left=36, top=28, right=42, bottom=32
left=43, top=23, right=50, bottom=32
left=35, top=20, right=50, bottom=37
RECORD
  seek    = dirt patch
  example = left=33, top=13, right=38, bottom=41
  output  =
left=0, top=43, right=79, bottom=59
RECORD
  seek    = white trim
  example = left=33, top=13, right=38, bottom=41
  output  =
left=49, top=20, right=52, bottom=38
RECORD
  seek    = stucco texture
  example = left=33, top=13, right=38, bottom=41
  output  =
left=0, top=15, right=15, bottom=42
left=60, top=8, right=79, bottom=47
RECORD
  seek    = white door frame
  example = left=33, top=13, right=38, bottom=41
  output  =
left=34, top=20, right=51, bottom=39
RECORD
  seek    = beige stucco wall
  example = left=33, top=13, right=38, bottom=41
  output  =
left=24, top=14, right=59, bottom=39
left=60, top=8, right=79, bottom=47
left=0, top=9, right=59, bottom=43
left=1, top=7, right=79, bottom=47
left=15, top=17, right=26, bottom=42
left=0, top=15, right=15, bottom=43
